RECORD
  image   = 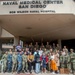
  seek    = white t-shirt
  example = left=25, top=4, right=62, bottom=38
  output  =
left=39, top=50, right=43, bottom=56
left=51, top=55, right=54, bottom=60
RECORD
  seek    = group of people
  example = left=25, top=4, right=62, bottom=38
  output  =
left=1, top=42, right=75, bottom=74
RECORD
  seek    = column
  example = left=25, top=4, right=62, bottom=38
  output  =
left=14, top=36, right=19, bottom=46
left=0, top=39, right=2, bottom=57
left=0, top=26, right=2, bottom=37
left=0, top=39, right=2, bottom=50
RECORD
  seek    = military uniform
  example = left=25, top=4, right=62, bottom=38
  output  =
left=64, top=54, right=70, bottom=69
left=35, top=45, right=39, bottom=50
left=70, top=52, right=75, bottom=73
left=22, top=54, right=28, bottom=72
left=2, top=53, right=8, bottom=72
left=60, top=55, right=65, bottom=68
left=46, top=45, right=50, bottom=50
left=12, top=53, right=17, bottom=72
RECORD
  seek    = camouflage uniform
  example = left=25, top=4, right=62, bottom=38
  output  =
left=22, top=54, right=28, bottom=72
left=70, top=52, right=75, bottom=73
left=60, top=55, right=65, bottom=68
left=35, top=45, right=39, bottom=50
left=12, top=52, right=17, bottom=72
left=46, top=45, right=50, bottom=50
left=2, top=53, right=8, bottom=72
left=64, top=54, right=70, bottom=69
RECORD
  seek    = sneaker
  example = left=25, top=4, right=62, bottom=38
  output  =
left=52, top=72, right=55, bottom=74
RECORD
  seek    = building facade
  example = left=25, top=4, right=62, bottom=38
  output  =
left=0, top=0, right=75, bottom=50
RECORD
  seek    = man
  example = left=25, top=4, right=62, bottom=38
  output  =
left=56, top=44, right=60, bottom=51
left=64, top=51, right=70, bottom=70
left=7, top=51, right=12, bottom=72
left=16, top=43, right=22, bottom=52
left=29, top=43, right=34, bottom=51
left=12, top=51, right=17, bottom=72
left=52, top=43, right=56, bottom=50
left=70, top=49, right=75, bottom=73
left=63, top=46, right=68, bottom=53
left=40, top=43, right=45, bottom=51
left=35, top=42, right=39, bottom=50
left=60, top=51, right=65, bottom=68
left=46, top=42, right=50, bottom=50
left=35, top=51, right=40, bottom=74
left=17, top=52, right=23, bottom=73
left=22, top=52, right=28, bottom=73
left=26, top=48, right=30, bottom=55
left=2, top=51, right=8, bottom=72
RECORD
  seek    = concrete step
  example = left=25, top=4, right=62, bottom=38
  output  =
left=0, top=73, right=73, bottom=75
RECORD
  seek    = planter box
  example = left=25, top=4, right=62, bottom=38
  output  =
left=60, top=68, right=70, bottom=74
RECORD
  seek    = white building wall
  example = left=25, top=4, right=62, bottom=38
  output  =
left=0, top=25, right=14, bottom=38
left=1, top=29, right=14, bottom=38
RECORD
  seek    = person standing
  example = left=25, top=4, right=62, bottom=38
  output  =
left=63, top=46, right=68, bottom=53
left=40, top=43, right=45, bottom=51
left=55, top=50, right=59, bottom=73
left=35, top=51, right=41, bottom=74
left=35, top=42, right=39, bottom=50
left=40, top=53, right=47, bottom=73
left=17, top=52, right=23, bottom=73
left=28, top=52, right=34, bottom=73
left=50, top=52, right=58, bottom=74
left=46, top=42, right=50, bottom=50
left=22, top=52, right=28, bottom=73
left=59, top=51, right=65, bottom=68
left=12, top=51, right=17, bottom=72
left=46, top=53, right=49, bottom=72
left=39, top=48, right=43, bottom=56
left=2, top=51, right=8, bottom=72
left=52, top=43, right=56, bottom=50
left=70, top=49, right=75, bottom=73
left=7, top=51, right=12, bottom=72
left=64, top=52, right=70, bottom=69
left=16, top=43, right=22, bottom=52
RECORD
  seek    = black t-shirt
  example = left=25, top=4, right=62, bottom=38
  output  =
left=35, top=53, right=40, bottom=63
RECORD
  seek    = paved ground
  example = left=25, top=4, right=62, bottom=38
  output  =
left=0, top=73, right=73, bottom=75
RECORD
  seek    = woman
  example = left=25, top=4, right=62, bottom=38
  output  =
left=55, top=50, right=59, bottom=73
left=28, top=52, right=34, bottom=73
left=46, top=53, right=49, bottom=72
left=40, top=53, right=47, bottom=73
left=50, top=52, right=58, bottom=74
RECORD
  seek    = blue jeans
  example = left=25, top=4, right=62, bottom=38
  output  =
left=8, top=61, right=12, bottom=72
left=17, top=62, right=22, bottom=72
left=35, top=63, right=40, bottom=73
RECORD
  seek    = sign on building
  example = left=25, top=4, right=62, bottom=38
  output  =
left=0, top=0, right=75, bottom=15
